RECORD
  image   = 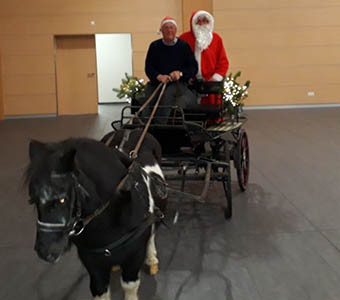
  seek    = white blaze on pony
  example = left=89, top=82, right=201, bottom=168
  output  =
left=142, top=163, right=165, bottom=275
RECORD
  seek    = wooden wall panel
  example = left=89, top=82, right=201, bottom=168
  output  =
left=0, top=35, right=54, bottom=55
left=3, top=75, right=56, bottom=95
left=228, top=46, right=340, bottom=69
left=214, top=8, right=340, bottom=30
left=247, top=85, right=340, bottom=106
left=219, top=27, right=340, bottom=49
left=214, top=0, right=340, bottom=10
left=0, top=0, right=180, bottom=16
left=132, top=33, right=161, bottom=52
left=0, top=0, right=182, bottom=116
left=3, top=55, right=55, bottom=75
left=4, top=95, right=56, bottom=115
left=182, top=0, right=213, bottom=32
left=245, top=65, right=340, bottom=87
left=0, top=53, right=3, bottom=120
left=132, top=51, right=146, bottom=75
left=0, top=15, right=172, bottom=35
left=214, top=0, right=340, bottom=106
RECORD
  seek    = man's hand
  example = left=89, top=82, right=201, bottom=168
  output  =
left=157, top=74, right=171, bottom=83
left=169, top=71, right=183, bottom=81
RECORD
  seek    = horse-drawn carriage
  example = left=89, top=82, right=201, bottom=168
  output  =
left=107, top=80, right=250, bottom=219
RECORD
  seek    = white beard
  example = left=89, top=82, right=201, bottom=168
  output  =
left=193, top=23, right=213, bottom=50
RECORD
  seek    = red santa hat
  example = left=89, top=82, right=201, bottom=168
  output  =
left=160, top=16, right=177, bottom=29
left=191, top=10, right=214, bottom=33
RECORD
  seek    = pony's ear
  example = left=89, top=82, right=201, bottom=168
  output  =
left=29, top=140, right=47, bottom=161
left=59, top=149, right=77, bottom=173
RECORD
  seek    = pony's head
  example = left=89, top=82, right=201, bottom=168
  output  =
left=26, top=140, right=82, bottom=263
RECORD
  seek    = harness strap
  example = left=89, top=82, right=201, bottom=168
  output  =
left=83, top=212, right=160, bottom=256
left=104, top=133, right=115, bottom=147
left=130, top=82, right=167, bottom=160
left=82, top=201, right=111, bottom=227
left=115, top=83, right=167, bottom=193
left=133, top=82, right=164, bottom=120
left=118, top=129, right=131, bottom=153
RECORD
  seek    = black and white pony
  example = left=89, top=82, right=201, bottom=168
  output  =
left=25, top=129, right=167, bottom=300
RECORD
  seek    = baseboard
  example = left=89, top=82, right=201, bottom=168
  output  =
left=4, top=114, right=57, bottom=120
left=244, top=103, right=340, bottom=110
left=98, top=101, right=129, bottom=105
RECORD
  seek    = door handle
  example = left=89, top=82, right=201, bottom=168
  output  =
left=87, top=72, right=95, bottom=77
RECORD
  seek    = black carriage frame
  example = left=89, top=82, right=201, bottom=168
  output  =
left=111, top=81, right=249, bottom=219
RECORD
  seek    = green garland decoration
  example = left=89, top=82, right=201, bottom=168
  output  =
left=112, top=73, right=146, bottom=101
left=113, top=71, right=251, bottom=118
left=222, top=71, right=251, bottom=118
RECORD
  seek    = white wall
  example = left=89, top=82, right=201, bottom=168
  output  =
left=95, top=34, right=133, bottom=103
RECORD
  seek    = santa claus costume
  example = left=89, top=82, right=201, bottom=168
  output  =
left=180, top=10, right=229, bottom=121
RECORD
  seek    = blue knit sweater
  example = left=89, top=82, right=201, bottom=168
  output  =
left=145, top=38, right=198, bottom=84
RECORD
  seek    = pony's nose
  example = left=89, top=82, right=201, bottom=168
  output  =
left=35, top=245, right=58, bottom=263
left=34, top=241, right=50, bottom=261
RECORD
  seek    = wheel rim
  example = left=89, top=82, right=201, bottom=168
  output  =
left=219, top=143, right=232, bottom=219
left=240, top=133, right=249, bottom=187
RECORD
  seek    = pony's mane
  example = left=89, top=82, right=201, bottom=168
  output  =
left=25, top=138, right=128, bottom=201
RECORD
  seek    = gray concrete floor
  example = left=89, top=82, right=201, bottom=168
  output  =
left=1, top=105, right=340, bottom=300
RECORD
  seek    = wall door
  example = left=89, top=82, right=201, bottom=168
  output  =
left=55, top=35, right=98, bottom=115
left=95, top=34, right=133, bottom=103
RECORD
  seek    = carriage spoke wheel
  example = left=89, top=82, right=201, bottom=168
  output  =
left=217, top=142, right=232, bottom=219
left=235, top=131, right=250, bottom=191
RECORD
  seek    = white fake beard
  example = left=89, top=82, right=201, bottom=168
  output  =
left=193, top=23, right=213, bottom=50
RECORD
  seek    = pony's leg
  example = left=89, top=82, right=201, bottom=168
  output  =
left=94, top=288, right=111, bottom=300
left=111, top=265, right=120, bottom=272
left=144, top=225, right=159, bottom=275
left=121, top=256, right=144, bottom=300
left=88, top=268, right=111, bottom=300
left=120, top=277, right=140, bottom=300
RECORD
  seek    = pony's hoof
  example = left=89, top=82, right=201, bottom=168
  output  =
left=149, top=263, right=159, bottom=275
left=111, top=265, right=120, bottom=272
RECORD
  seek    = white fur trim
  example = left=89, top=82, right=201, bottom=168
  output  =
left=192, top=10, right=214, bottom=29
left=161, top=19, right=177, bottom=28
left=121, top=278, right=140, bottom=300
left=212, top=73, right=224, bottom=81
left=194, top=46, right=203, bottom=79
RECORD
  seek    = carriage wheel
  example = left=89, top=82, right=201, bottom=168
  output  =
left=235, top=131, right=250, bottom=191
left=218, top=143, right=232, bottom=219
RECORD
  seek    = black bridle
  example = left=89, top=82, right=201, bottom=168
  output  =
left=36, top=171, right=106, bottom=237
left=35, top=164, right=165, bottom=257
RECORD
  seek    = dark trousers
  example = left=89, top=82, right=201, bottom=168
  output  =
left=140, top=81, right=197, bottom=123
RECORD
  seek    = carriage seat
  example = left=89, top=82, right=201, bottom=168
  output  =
left=131, top=81, right=225, bottom=123
left=182, top=80, right=225, bottom=122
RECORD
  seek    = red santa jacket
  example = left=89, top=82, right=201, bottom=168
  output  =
left=179, top=11, right=229, bottom=81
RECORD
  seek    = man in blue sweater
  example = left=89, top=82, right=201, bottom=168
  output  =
left=142, top=16, right=198, bottom=122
